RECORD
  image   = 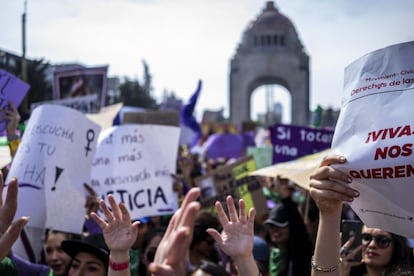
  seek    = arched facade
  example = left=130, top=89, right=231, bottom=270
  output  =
left=229, top=1, right=310, bottom=125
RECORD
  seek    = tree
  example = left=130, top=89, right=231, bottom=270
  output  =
left=119, top=78, right=158, bottom=109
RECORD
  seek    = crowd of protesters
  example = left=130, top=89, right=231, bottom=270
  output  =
left=0, top=100, right=413, bottom=276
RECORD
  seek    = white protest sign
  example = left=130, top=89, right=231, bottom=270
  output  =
left=5, top=105, right=101, bottom=233
left=91, top=124, right=180, bottom=219
left=332, top=41, right=414, bottom=237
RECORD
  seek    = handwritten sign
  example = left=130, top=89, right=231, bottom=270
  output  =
left=194, top=156, right=267, bottom=215
left=4, top=105, right=101, bottom=233
left=90, top=124, right=180, bottom=219
left=0, top=69, right=30, bottom=132
left=270, top=123, right=333, bottom=163
left=332, top=41, right=414, bottom=237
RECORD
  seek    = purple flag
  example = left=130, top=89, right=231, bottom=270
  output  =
left=180, top=80, right=202, bottom=145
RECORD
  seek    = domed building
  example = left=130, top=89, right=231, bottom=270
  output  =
left=229, top=1, right=310, bottom=126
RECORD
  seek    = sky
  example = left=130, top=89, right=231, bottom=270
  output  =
left=1, top=0, right=413, bottom=122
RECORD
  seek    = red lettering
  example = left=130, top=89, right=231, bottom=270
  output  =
left=398, top=125, right=411, bottom=137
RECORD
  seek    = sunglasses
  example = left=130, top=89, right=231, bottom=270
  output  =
left=361, top=233, right=393, bottom=249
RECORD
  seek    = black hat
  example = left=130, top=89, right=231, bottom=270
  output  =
left=61, top=233, right=109, bottom=268
left=264, top=204, right=289, bottom=228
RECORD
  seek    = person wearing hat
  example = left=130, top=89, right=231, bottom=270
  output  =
left=264, top=178, right=313, bottom=276
left=61, top=233, right=109, bottom=275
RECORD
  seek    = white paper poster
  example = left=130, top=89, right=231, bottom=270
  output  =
left=91, top=124, right=180, bottom=220
left=332, top=41, right=414, bottom=237
left=5, top=105, right=101, bottom=233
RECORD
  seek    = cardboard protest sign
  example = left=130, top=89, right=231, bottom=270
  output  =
left=0, top=69, right=30, bottom=132
left=91, top=124, right=180, bottom=219
left=269, top=123, right=333, bottom=163
left=195, top=156, right=267, bottom=215
left=31, top=94, right=100, bottom=114
left=247, top=146, right=273, bottom=169
left=332, top=41, right=414, bottom=237
left=123, top=110, right=179, bottom=126
left=4, top=105, right=101, bottom=233
left=86, top=102, right=123, bottom=130
left=250, top=149, right=331, bottom=190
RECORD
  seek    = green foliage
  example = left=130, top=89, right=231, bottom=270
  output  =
left=119, top=78, right=158, bottom=109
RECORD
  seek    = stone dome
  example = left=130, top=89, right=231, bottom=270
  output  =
left=235, top=1, right=305, bottom=55
left=247, top=1, right=294, bottom=32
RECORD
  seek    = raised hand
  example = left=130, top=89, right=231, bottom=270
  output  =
left=1, top=100, right=21, bottom=137
left=207, top=196, right=255, bottom=259
left=91, top=195, right=139, bottom=257
left=0, top=176, right=29, bottom=261
left=207, top=196, right=259, bottom=276
left=148, top=187, right=201, bottom=276
left=309, top=155, right=358, bottom=216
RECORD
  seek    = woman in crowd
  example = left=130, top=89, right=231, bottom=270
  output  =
left=264, top=177, right=313, bottom=275
left=44, top=230, right=74, bottom=276
left=138, top=227, right=166, bottom=276
left=309, top=155, right=414, bottom=276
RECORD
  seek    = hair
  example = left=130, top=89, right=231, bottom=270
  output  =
left=387, top=233, right=414, bottom=273
left=138, top=227, right=166, bottom=276
left=265, top=199, right=313, bottom=276
left=40, top=229, right=80, bottom=265
left=351, top=231, right=414, bottom=275
left=191, top=210, right=221, bottom=249
left=195, top=260, right=230, bottom=276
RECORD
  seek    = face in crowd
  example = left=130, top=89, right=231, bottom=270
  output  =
left=44, top=232, right=72, bottom=276
left=68, top=252, right=106, bottom=276
left=361, top=227, right=394, bottom=269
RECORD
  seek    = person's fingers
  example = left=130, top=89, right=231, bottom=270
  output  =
left=309, top=187, right=355, bottom=203
left=177, top=201, right=200, bottom=230
left=148, top=263, right=176, bottom=276
left=0, top=217, right=28, bottom=260
left=84, top=182, right=97, bottom=196
left=7, top=100, right=18, bottom=113
left=238, top=199, right=247, bottom=224
left=215, top=200, right=229, bottom=227
left=206, top=228, right=222, bottom=243
left=248, top=207, right=256, bottom=228
left=343, top=236, right=355, bottom=249
left=310, top=165, right=351, bottom=185
left=107, top=194, right=122, bottom=220
left=343, top=244, right=363, bottom=261
left=119, top=202, right=132, bottom=222
left=160, top=226, right=192, bottom=267
left=309, top=175, right=358, bottom=201
left=226, top=196, right=239, bottom=223
left=320, top=155, right=347, bottom=167
left=90, top=212, right=108, bottom=230
left=100, top=199, right=114, bottom=222
left=164, top=210, right=179, bottom=236
left=175, top=188, right=200, bottom=227
left=1, top=178, right=18, bottom=233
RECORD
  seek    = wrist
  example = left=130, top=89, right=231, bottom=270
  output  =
left=109, top=253, right=130, bottom=271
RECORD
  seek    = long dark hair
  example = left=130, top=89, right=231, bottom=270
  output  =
left=387, top=233, right=414, bottom=274
left=351, top=231, right=414, bottom=275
